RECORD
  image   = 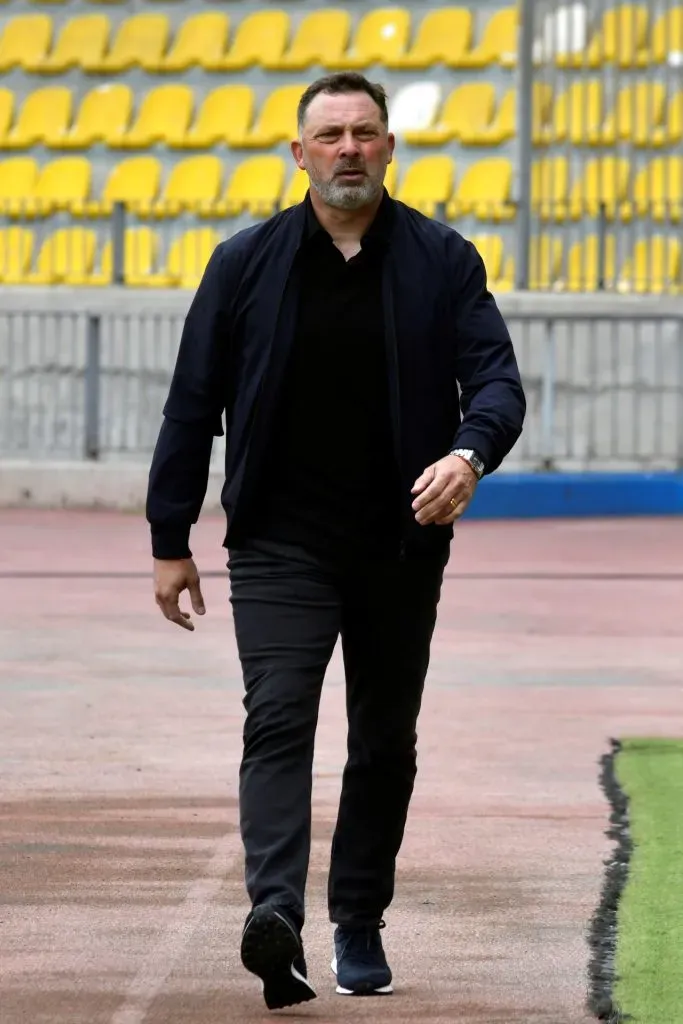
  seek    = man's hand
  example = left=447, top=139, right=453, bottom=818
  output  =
left=411, top=454, right=478, bottom=526
left=153, top=557, right=206, bottom=631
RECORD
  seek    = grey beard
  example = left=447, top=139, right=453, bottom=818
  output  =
left=308, top=173, right=383, bottom=210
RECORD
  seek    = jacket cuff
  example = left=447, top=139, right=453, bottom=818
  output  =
left=151, top=524, right=192, bottom=560
left=449, top=430, right=495, bottom=472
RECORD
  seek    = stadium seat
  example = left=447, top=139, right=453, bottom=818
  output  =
left=619, top=157, right=683, bottom=222
left=327, top=8, right=411, bottom=69
left=266, top=9, right=351, bottom=70
left=446, top=157, right=514, bottom=221
left=83, top=13, right=169, bottom=72
left=211, top=155, right=286, bottom=217
left=529, top=235, right=563, bottom=289
left=560, top=235, right=618, bottom=292
left=594, top=82, right=666, bottom=145
left=469, top=233, right=513, bottom=290
left=232, top=85, right=305, bottom=148
left=458, top=6, right=517, bottom=68
left=53, top=84, right=132, bottom=149
left=404, top=84, right=496, bottom=145
left=33, top=14, right=109, bottom=73
left=388, top=82, right=442, bottom=136
left=537, top=80, right=604, bottom=145
left=395, top=155, right=454, bottom=218
left=461, top=83, right=553, bottom=146
left=140, top=156, right=222, bottom=218
left=532, top=3, right=589, bottom=64
left=171, top=85, right=254, bottom=149
left=650, top=91, right=683, bottom=147
left=532, top=157, right=570, bottom=221
left=26, top=226, right=97, bottom=285
left=158, top=12, right=229, bottom=72
left=111, top=85, right=194, bottom=148
left=385, top=8, right=473, bottom=68
left=0, top=88, right=13, bottom=145
left=2, top=87, right=72, bottom=149
left=78, top=156, right=161, bottom=216
left=22, top=156, right=91, bottom=217
left=557, top=156, right=631, bottom=221
left=0, top=226, right=34, bottom=284
left=0, top=15, right=52, bottom=72
left=638, top=5, right=683, bottom=65
left=617, top=236, right=681, bottom=293
left=0, top=157, right=39, bottom=217
left=143, top=227, right=220, bottom=289
left=89, top=226, right=158, bottom=286
left=559, top=4, right=650, bottom=68
left=206, top=11, right=289, bottom=71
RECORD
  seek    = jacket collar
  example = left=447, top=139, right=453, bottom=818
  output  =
left=300, top=186, right=395, bottom=251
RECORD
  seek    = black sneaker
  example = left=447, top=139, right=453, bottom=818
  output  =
left=240, top=905, right=317, bottom=1010
left=331, top=920, right=393, bottom=996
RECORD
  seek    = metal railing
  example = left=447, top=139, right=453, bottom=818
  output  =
left=1, top=308, right=682, bottom=471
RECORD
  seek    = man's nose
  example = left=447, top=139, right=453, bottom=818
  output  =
left=338, top=132, right=361, bottom=158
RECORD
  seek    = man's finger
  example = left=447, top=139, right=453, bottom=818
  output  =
left=188, top=578, right=206, bottom=616
left=411, top=474, right=448, bottom=512
left=156, top=593, right=195, bottom=631
left=411, top=464, right=436, bottom=495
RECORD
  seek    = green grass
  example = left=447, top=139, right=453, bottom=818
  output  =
left=614, top=738, right=683, bottom=1023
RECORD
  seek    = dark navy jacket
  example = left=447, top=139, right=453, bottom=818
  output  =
left=147, top=193, right=526, bottom=559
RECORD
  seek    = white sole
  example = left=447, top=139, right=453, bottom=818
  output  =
left=331, top=956, right=394, bottom=995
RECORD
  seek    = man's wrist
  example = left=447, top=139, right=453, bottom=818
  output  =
left=448, top=447, right=485, bottom=480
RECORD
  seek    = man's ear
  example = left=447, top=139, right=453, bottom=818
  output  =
left=291, top=139, right=305, bottom=171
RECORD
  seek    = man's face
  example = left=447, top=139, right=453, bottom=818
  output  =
left=292, top=90, right=395, bottom=211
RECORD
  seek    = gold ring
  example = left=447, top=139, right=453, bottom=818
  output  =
left=449, top=497, right=457, bottom=509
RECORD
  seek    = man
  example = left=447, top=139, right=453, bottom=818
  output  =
left=147, top=72, right=526, bottom=1011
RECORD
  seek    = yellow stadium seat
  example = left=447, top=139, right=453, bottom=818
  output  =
left=212, top=155, right=286, bottom=217
left=650, top=91, right=683, bottom=148
left=557, top=235, right=618, bottom=292
left=159, top=12, right=229, bottom=72
left=144, top=228, right=221, bottom=289
left=555, top=156, right=631, bottom=222
left=281, top=167, right=309, bottom=209
left=529, top=236, right=563, bottom=289
left=458, top=7, right=518, bottom=68
left=395, top=155, right=454, bottom=218
left=34, top=14, right=109, bottom=73
left=386, top=8, right=472, bottom=69
left=0, top=157, right=39, bottom=217
left=446, top=158, right=514, bottom=222
left=2, top=87, right=72, bottom=150
left=21, top=156, right=90, bottom=217
left=0, top=15, right=52, bottom=72
left=532, top=157, right=570, bottom=222
left=140, top=156, right=222, bottom=218
left=266, top=9, right=351, bottom=70
left=77, top=156, right=161, bottom=216
left=637, top=6, right=683, bottom=65
left=26, top=227, right=97, bottom=285
left=171, top=85, right=253, bottom=150
left=207, top=11, right=289, bottom=71
left=88, top=227, right=158, bottom=286
left=559, top=4, right=650, bottom=68
left=593, top=82, right=667, bottom=146
left=0, top=227, right=33, bottom=284
left=112, top=85, right=194, bottom=148
left=470, top=233, right=515, bottom=290
left=619, top=157, right=683, bottom=223
left=52, top=83, right=132, bottom=149
left=233, top=85, right=305, bottom=149
left=617, top=236, right=681, bottom=294
left=0, top=88, right=13, bottom=145
left=83, top=13, right=169, bottom=72
left=404, top=83, right=496, bottom=146
left=538, top=80, right=604, bottom=146
left=460, top=83, right=553, bottom=146
left=327, top=8, right=411, bottom=69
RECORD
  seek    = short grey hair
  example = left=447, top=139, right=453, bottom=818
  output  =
left=297, top=72, right=389, bottom=133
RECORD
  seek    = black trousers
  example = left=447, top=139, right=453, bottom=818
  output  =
left=227, top=537, right=449, bottom=932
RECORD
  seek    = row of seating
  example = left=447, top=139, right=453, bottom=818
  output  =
left=2, top=153, right=682, bottom=223
left=2, top=80, right=682, bottom=152
left=0, top=9, right=519, bottom=73
left=1, top=225, right=680, bottom=293
left=2, top=5, right=683, bottom=72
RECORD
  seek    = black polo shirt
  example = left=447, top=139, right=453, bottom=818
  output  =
left=243, top=192, right=401, bottom=559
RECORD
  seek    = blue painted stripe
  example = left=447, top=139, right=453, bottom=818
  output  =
left=464, top=473, right=683, bottom=519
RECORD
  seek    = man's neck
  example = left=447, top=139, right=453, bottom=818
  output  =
left=309, top=189, right=383, bottom=246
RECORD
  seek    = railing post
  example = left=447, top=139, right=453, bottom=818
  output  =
left=597, top=202, right=607, bottom=291
left=514, top=0, right=536, bottom=290
left=112, top=201, right=126, bottom=286
left=84, top=313, right=101, bottom=460
left=539, top=317, right=556, bottom=469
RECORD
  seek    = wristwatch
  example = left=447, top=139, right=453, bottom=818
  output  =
left=449, top=447, right=485, bottom=480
